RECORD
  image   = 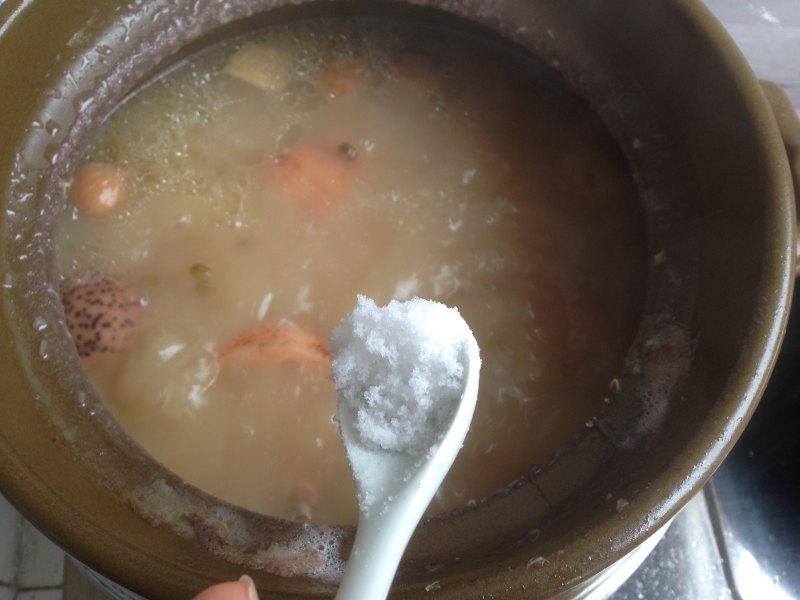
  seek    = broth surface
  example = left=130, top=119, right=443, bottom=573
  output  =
left=58, top=19, right=646, bottom=525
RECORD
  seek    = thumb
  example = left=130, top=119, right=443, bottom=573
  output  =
left=192, top=575, right=259, bottom=600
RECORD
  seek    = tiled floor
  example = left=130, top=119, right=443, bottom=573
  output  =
left=1, top=2, right=798, bottom=599
left=0, top=493, right=109, bottom=600
left=0, top=493, right=63, bottom=600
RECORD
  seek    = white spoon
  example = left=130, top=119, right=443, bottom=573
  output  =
left=333, top=333, right=480, bottom=600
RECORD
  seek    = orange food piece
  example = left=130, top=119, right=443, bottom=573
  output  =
left=69, top=162, right=128, bottom=216
left=269, top=143, right=359, bottom=208
left=220, top=321, right=332, bottom=376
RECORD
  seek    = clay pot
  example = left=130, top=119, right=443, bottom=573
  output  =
left=0, top=1, right=798, bottom=598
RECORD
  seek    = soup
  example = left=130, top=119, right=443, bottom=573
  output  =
left=57, top=19, right=646, bottom=525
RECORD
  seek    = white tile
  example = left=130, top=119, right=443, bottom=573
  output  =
left=701, top=0, right=800, bottom=107
left=16, top=522, right=64, bottom=589
left=703, top=0, right=800, bottom=26
left=0, top=585, right=15, bottom=600
left=0, top=495, right=22, bottom=585
left=16, top=591, right=63, bottom=600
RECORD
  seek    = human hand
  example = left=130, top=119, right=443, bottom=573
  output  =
left=192, top=574, right=258, bottom=600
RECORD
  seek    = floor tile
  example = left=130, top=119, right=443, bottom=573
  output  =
left=16, top=590, right=64, bottom=600
left=16, top=522, right=64, bottom=589
left=63, top=558, right=109, bottom=600
left=0, top=495, right=22, bottom=585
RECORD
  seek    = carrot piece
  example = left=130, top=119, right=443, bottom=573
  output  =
left=220, top=321, right=332, bottom=376
left=268, top=142, right=359, bottom=208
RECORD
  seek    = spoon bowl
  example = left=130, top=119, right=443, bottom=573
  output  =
left=334, top=334, right=481, bottom=600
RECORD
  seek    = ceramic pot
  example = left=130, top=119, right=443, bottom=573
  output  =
left=1, top=1, right=798, bottom=598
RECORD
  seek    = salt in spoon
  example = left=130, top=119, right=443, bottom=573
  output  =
left=329, top=296, right=481, bottom=600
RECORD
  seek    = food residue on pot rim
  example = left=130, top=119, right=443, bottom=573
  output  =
left=132, top=478, right=346, bottom=582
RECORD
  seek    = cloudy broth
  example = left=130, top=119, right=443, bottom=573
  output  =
left=58, top=19, right=646, bottom=525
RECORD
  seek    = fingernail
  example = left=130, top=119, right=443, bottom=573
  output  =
left=239, top=574, right=259, bottom=600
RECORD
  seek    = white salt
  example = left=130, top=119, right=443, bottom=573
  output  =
left=329, top=295, right=475, bottom=455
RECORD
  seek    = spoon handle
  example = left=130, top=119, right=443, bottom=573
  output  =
left=334, top=500, right=423, bottom=600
